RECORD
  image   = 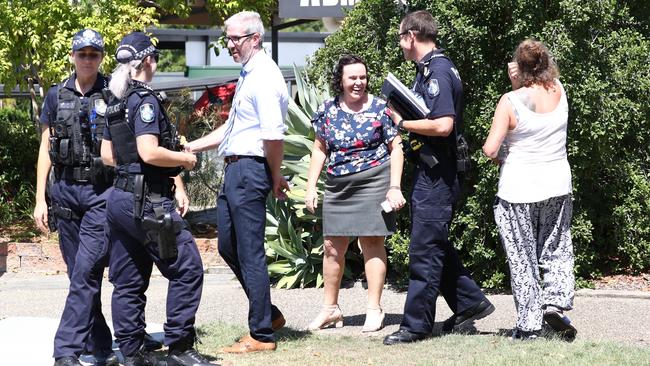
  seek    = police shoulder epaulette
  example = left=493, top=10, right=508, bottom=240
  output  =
left=136, top=91, right=151, bottom=97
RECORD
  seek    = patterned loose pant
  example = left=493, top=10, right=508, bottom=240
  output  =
left=494, top=194, right=575, bottom=331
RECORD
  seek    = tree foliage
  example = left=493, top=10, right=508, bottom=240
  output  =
left=308, top=0, right=650, bottom=287
left=0, top=107, right=38, bottom=224
left=0, top=1, right=179, bottom=93
left=205, top=0, right=277, bottom=26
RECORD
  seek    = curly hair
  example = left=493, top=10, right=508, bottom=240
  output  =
left=514, top=39, right=559, bottom=89
left=330, top=54, right=368, bottom=96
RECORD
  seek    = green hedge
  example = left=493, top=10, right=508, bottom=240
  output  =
left=0, top=106, right=38, bottom=225
left=307, top=0, right=650, bottom=287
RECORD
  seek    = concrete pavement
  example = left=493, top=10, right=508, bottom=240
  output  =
left=0, top=271, right=648, bottom=365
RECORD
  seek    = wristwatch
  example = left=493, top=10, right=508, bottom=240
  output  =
left=397, top=118, right=405, bottom=131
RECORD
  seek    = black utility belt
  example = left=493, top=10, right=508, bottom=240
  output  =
left=55, top=165, right=92, bottom=182
left=55, top=164, right=114, bottom=184
left=114, top=175, right=175, bottom=198
left=224, top=155, right=266, bottom=164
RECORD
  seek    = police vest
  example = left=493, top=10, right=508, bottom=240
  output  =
left=104, top=84, right=182, bottom=178
left=48, top=80, right=107, bottom=167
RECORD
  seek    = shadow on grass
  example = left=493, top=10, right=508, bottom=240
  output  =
left=276, top=327, right=312, bottom=341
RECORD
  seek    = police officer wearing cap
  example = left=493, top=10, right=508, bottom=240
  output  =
left=34, top=28, right=119, bottom=366
left=185, top=11, right=289, bottom=354
left=100, top=32, right=216, bottom=366
left=383, top=11, right=495, bottom=345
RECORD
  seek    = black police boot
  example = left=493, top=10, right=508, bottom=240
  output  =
left=442, top=299, right=495, bottom=333
left=53, top=356, right=82, bottom=366
left=167, top=348, right=219, bottom=366
left=143, top=332, right=164, bottom=351
left=123, top=350, right=158, bottom=366
left=93, top=349, right=119, bottom=366
left=383, top=329, right=430, bottom=345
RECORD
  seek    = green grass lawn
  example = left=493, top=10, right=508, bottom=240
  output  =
left=187, top=322, right=650, bottom=366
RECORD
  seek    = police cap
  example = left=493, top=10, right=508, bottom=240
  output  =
left=72, top=29, right=104, bottom=52
left=115, top=32, right=158, bottom=64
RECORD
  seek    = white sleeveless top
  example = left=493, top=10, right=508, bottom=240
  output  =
left=497, top=80, right=572, bottom=203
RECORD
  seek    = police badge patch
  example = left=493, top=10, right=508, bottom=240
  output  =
left=94, top=99, right=107, bottom=116
left=140, top=103, right=155, bottom=123
left=428, top=79, right=440, bottom=97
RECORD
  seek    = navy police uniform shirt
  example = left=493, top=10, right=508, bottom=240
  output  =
left=40, top=73, right=109, bottom=126
left=413, top=48, right=464, bottom=145
left=103, top=81, right=168, bottom=175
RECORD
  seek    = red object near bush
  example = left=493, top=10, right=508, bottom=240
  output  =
left=193, top=83, right=237, bottom=120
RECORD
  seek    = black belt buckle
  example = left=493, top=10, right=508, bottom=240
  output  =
left=224, top=155, right=239, bottom=164
left=73, top=167, right=91, bottom=182
left=224, top=155, right=266, bottom=165
left=114, top=175, right=131, bottom=192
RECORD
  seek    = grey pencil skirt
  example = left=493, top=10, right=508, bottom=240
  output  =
left=322, top=162, right=397, bottom=237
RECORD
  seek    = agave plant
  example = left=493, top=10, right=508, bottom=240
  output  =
left=264, top=66, right=352, bottom=289
left=263, top=65, right=327, bottom=288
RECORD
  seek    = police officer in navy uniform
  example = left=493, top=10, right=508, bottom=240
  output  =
left=383, top=10, right=495, bottom=345
left=100, top=32, right=216, bottom=366
left=33, top=29, right=119, bottom=366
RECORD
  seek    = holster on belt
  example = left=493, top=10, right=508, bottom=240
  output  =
left=418, top=143, right=439, bottom=169
left=46, top=169, right=57, bottom=232
left=403, top=135, right=438, bottom=169
left=133, top=174, right=145, bottom=220
left=141, top=196, right=181, bottom=260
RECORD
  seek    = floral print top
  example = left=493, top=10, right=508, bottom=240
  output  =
left=312, top=95, right=398, bottom=176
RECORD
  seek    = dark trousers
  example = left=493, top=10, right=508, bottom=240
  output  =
left=107, top=188, right=204, bottom=357
left=217, top=157, right=275, bottom=343
left=52, top=180, right=113, bottom=358
left=400, top=163, right=486, bottom=334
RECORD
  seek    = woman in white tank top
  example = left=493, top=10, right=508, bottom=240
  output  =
left=482, top=39, right=577, bottom=341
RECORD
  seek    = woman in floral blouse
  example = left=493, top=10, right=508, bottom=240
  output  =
left=305, top=54, right=405, bottom=333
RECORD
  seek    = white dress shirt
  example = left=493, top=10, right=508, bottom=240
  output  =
left=218, top=50, right=289, bottom=157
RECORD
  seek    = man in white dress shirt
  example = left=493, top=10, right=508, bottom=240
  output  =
left=185, top=11, right=290, bottom=353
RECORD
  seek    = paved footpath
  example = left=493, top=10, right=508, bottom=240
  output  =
left=0, top=272, right=648, bottom=365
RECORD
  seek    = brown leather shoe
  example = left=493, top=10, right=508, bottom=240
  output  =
left=272, top=313, right=286, bottom=332
left=235, top=313, right=286, bottom=342
left=221, top=337, right=277, bottom=353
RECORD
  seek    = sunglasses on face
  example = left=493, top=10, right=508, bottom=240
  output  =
left=223, top=32, right=255, bottom=45
left=398, top=29, right=417, bottom=40
left=149, top=53, right=159, bottom=63
left=75, top=52, right=102, bottom=60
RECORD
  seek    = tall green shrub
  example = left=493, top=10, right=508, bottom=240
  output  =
left=0, top=107, right=38, bottom=224
left=308, top=0, right=650, bottom=287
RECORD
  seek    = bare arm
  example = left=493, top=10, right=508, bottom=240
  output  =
left=101, top=139, right=116, bottom=167
left=389, top=109, right=455, bottom=137
left=507, top=62, right=523, bottom=90
left=388, top=135, right=404, bottom=188
left=136, top=134, right=196, bottom=170
left=263, top=139, right=290, bottom=200
left=483, top=94, right=515, bottom=160
left=386, top=135, right=406, bottom=211
left=305, top=137, right=327, bottom=214
left=33, top=125, right=52, bottom=232
left=185, top=124, right=226, bottom=153
left=173, top=175, right=189, bottom=217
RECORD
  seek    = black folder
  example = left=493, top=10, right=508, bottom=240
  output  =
left=380, top=73, right=430, bottom=120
